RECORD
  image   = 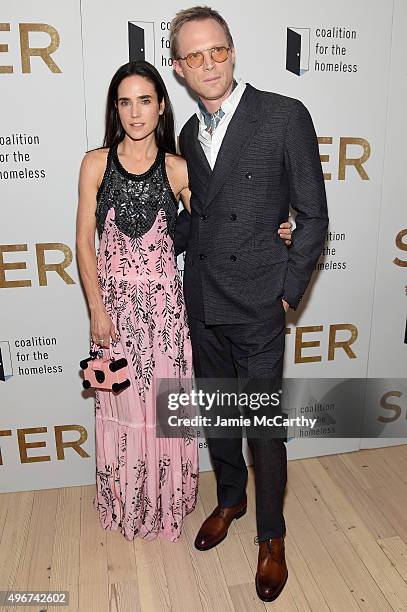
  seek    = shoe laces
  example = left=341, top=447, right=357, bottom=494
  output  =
left=254, top=536, right=273, bottom=548
left=254, top=536, right=277, bottom=553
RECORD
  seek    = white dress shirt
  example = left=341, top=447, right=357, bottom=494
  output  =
left=196, top=79, right=247, bottom=169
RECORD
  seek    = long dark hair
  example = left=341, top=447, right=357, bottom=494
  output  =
left=103, top=61, right=176, bottom=154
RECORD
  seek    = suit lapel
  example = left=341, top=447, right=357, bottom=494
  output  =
left=184, top=116, right=212, bottom=188
left=205, top=85, right=259, bottom=207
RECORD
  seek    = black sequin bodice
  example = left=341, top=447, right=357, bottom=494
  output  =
left=95, top=145, right=178, bottom=239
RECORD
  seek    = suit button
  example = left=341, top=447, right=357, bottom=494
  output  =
left=230, top=255, right=237, bottom=261
left=199, top=254, right=207, bottom=260
left=200, top=215, right=208, bottom=220
left=230, top=213, right=237, bottom=221
left=245, top=172, right=252, bottom=179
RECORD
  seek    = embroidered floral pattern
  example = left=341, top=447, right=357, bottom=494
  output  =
left=92, top=149, right=198, bottom=542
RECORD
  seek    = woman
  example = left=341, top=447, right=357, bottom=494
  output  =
left=76, top=61, right=292, bottom=542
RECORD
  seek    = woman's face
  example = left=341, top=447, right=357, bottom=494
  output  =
left=116, top=75, right=164, bottom=142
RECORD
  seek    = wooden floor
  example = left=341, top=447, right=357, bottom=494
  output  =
left=1, top=445, right=407, bottom=611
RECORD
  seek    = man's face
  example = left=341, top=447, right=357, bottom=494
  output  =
left=173, top=18, right=235, bottom=105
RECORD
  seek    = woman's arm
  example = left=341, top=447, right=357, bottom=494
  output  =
left=76, top=151, right=116, bottom=347
left=166, top=155, right=191, bottom=255
left=165, top=154, right=190, bottom=210
left=179, top=185, right=191, bottom=213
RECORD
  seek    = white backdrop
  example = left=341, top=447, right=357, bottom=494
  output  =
left=361, top=0, right=407, bottom=448
left=1, top=0, right=406, bottom=492
left=0, top=2, right=95, bottom=490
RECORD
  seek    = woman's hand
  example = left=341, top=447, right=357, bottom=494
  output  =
left=90, top=305, right=117, bottom=348
left=278, top=221, right=293, bottom=246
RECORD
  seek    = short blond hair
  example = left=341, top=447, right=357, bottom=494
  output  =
left=170, top=6, right=234, bottom=59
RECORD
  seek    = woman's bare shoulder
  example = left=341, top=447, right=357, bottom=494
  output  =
left=82, top=147, right=109, bottom=167
left=165, top=152, right=187, bottom=172
left=165, top=153, right=189, bottom=199
left=80, top=148, right=109, bottom=186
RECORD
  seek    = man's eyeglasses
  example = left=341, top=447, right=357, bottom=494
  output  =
left=177, top=46, right=231, bottom=69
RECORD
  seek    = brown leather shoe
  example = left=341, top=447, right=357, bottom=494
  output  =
left=194, top=495, right=247, bottom=551
left=255, top=537, right=288, bottom=602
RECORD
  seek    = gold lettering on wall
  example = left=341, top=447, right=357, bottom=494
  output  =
left=36, top=243, right=75, bottom=286
left=0, top=425, right=91, bottom=465
left=19, top=23, right=61, bottom=74
left=394, top=229, right=407, bottom=267
left=0, top=244, right=31, bottom=288
left=379, top=391, right=402, bottom=423
left=295, top=326, right=323, bottom=363
left=328, top=324, right=358, bottom=360
left=0, top=23, right=13, bottom=73
left=338, top=137, right=370, bottom=180
left=55, top=425, right=90, bottom=460
left=318, top=137, right=333, bottom=180
left=0, top=429, right=12, bottom=465
left=287, top=324, right=359, bottom=362
left=17, top=427, right=51, bottom=463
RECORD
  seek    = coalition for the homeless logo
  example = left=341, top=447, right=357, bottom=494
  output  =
left=286, top=27, right=310, bottom=76
left=0, top=341, right=13, bottom=382
left=286, top=26, right=359, bottom=76
left=128, top=21, right=155, bottom=63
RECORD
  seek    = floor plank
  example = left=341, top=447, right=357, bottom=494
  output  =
left=79, top=485, right=108, bottom=586
left=289, top=460, right=393, bottom=610
left=0, top=491, right=34, bottom=591
left=160, top=536, right=204, bottom=612
left=182, top=495, right=235, bottom=612
left=283, top=476, right=360, bottom=612
left=228, top=583, right=267, bottom=611
left=319, top=454, right=396, bottom=539
left=133, top=538, right=171, bottom=611
left=302, top=457, right=407, bottom=610
left=377, top=535, right=407, bottom=582
left=108, top=581, right=141, bottom=612
left=2, top=445, right=407, bottom=611
left=50, top=486, right=81, bottom=588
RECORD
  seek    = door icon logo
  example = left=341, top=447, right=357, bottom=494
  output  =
left=128, top=21, right=155, bottom=64
left=0, top=341, right=13, bottom=382
left=286, top=27, right=310, bottom=76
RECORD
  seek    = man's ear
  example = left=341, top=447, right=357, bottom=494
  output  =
left=173, top=59, right=185, bottom=79
left=230, top=46, right=236, bottom=65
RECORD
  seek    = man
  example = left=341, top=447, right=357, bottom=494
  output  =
left=170, top=6, right=328, bottom=603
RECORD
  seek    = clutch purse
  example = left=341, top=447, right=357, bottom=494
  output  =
left=80, top=343, right=130, bottom=394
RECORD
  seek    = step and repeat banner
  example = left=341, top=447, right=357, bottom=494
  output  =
left=0, top=1, right=94, bottom=491
left=361, top=0, right=407, bottom=448
left=1, top=0, right=406, bottom=491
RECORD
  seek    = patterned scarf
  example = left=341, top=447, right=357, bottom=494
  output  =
left=198, top=79, right=238, bottom=136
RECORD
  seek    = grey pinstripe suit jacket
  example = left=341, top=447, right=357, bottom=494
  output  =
left=176, top=83, right=328, bottom=325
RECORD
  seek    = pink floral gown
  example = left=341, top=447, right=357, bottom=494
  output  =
left=92, top=144, right=198, bottom=541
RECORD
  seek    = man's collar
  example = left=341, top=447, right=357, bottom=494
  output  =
left=196, top=79, right=245, bottom=121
